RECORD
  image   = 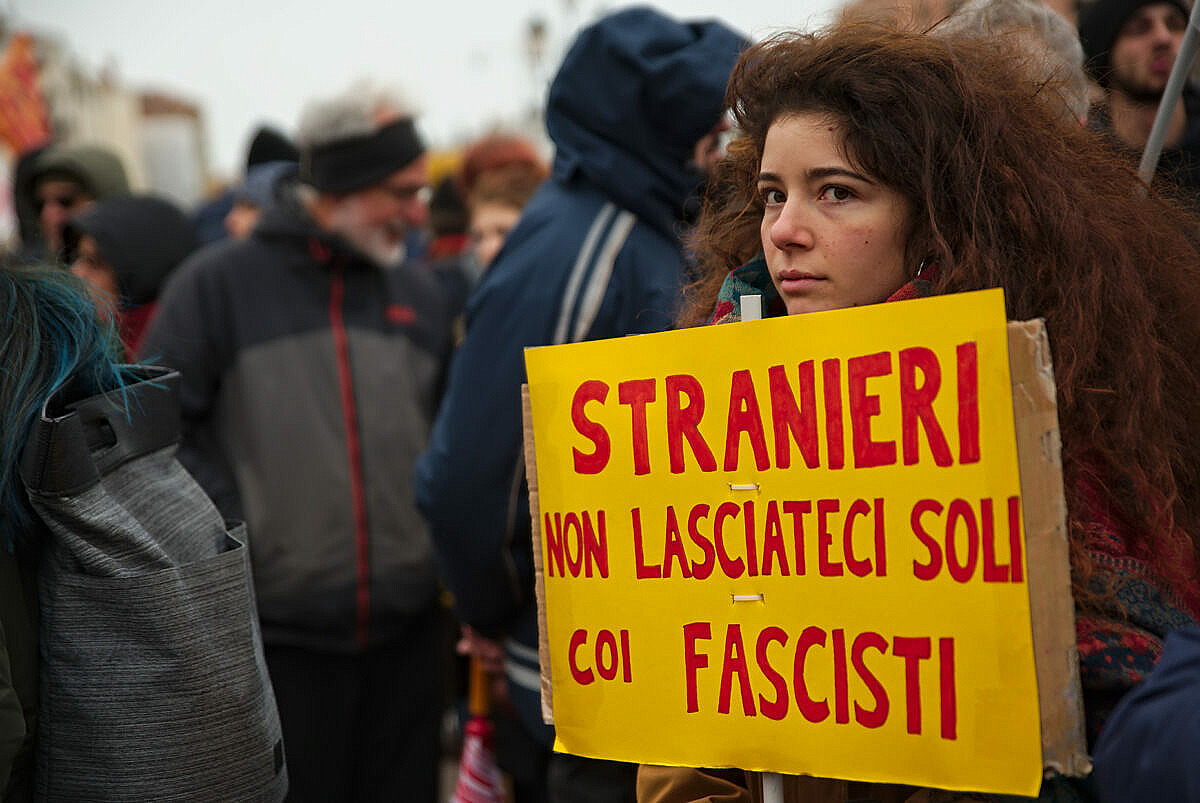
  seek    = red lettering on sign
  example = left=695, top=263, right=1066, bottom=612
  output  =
left=817, top=499, right=843, bottom=577
left=822, top=360, right=845, bottom=470
left=725, top=369, right=770, bottom=471
left=911, top=499, right=944, bottom=580
left=631, top=508, right=661, bottom=579
left=957, top=342, right=980, bottom=464
left=848, top=352, right=897, bottom=468
left=898, top=347, right=952, bottom=466
left=718, top=624, right=756, bottom=716
left=714, top=501, right=745, bottom=578
left=769, top=362, right=820, bottom=470
left=761, top=501, right=790, bottom=577
left=757, top=626, right=789, bottom=721
left=852, top=631, right=889, bottom=729
left=893, top=636, right=932, bottom=735
left=687, top=504, right=716, bottom=580
left=1009, top=496, right=1024, bottom=583
left=618, top=378, right=655, bottom=475
left=945, top=499, right=979, bottom=583
left=843, top=499, right=874, bottom=577
left=940, top=637, right=957, bottom=740
left=662, top=506, right=692, bottom=579
left=794, top=626, right=829, bottom=723
left=683, top=622, right=711, bottom=713
left=569, top=629, right=593, bottom=685
left=666, top=374, right=717, bottom=473
left=571, top=380, right=610, bottom=473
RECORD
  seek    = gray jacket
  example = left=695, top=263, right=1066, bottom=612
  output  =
left=143, top=194, right=452, bottom=652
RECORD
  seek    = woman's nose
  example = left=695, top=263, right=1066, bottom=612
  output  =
left=767, top=201, right=815, bottom=251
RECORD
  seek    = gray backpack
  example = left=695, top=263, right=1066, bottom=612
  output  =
left=21, top=366, right=287, bottom=801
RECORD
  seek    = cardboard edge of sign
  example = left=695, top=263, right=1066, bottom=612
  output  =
left=520, top=318, right=1091, bottom=780
left=1008, top=319, right=1091, bottom=779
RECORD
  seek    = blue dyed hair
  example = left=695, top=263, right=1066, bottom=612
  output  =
left=0, top=265, right=126, bottom=552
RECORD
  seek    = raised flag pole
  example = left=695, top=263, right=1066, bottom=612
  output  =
left=1139, top=0, right=1200, bottom=184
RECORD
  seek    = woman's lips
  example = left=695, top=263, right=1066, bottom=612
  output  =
left=777, top=271, right=825, bottom=292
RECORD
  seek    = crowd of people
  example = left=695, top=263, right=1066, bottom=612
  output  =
left=4, top=0, right=1200, bottom=801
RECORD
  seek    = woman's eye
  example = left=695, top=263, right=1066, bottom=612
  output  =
left=760, top=187, right=785, bottom=206
left=820, top=185, right=853, bottom=202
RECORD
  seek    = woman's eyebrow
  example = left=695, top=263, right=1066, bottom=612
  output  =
left=807, top=166, right=875, bottom=184
left=755, top=167, right=876, bottom=184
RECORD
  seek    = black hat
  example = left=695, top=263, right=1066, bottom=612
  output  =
left=245, top=126, right=299, bottom=170
left=1079, top=0, right=1190, bottom=85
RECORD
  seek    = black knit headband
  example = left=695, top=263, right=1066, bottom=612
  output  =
left=302, top=117, right=425, bottom=195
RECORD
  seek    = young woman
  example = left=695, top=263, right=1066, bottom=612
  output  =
left=643, top=22, right=1200, bottom=803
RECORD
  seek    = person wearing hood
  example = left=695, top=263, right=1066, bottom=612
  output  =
left=413, top=7, right=745, bottom=800
left=22, top=142, right=130, bottom=259
left=194, top=126, right=300, bottom=246
left=223, top=160, right=297, bottom=240
left=63, top=195, right=196, bottom=358
left=1078, top=0, right=1200, bottom=201
left=142, top=81, right=452, bottom=802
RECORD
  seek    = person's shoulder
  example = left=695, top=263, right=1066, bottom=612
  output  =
left=171, top=236, right=253, bottom=281
left=613, top=211, right=685, bottom=270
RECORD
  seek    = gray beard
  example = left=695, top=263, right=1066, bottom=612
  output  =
left=327, top=205, right=407, bottom=269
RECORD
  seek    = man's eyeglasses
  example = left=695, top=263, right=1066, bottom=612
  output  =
left=380, top=183, right=431, bottom=204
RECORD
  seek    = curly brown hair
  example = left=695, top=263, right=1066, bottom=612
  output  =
left=687, top=24, right=1200, bottom=609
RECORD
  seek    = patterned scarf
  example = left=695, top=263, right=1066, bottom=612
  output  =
left=708, top=251, right=937, bottom=324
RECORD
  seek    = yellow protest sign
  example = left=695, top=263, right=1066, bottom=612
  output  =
left=523, top=289, right=1070, bottom=797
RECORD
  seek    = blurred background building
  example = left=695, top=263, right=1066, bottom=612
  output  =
left=0, top=16, right=210, bottom=244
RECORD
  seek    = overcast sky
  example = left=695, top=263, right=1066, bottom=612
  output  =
left=10, top=0, right=839, bottom=178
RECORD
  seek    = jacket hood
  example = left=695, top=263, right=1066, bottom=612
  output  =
left=233, top=160, right=298, bottom=208
left=26, top=143, right=130, bottom=203
left=546, top=6, right=746, bottom=238
left=65, top=195, right=196, bottom=306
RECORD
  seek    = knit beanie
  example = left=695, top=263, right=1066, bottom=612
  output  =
left=301, top=117, right=425, bottom=195
left=1079, top=0, right=1190, bottom=84
left=245, top=126, right=299, bottom=169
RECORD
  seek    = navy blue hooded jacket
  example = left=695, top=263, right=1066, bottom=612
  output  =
left=1093, top=625, right=1200, bottom=802
left=413, top=6, right=744, bottom=744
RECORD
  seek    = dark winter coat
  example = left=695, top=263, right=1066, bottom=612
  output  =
left=413, top=5, right=745, bottom=744
left=142, top=192, right=452, bottom=652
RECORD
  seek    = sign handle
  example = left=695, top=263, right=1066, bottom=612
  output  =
left=739, top=293, right=763, bottom=323
left=738, top=292, right=784, bottom=802
left=762, top=772, right=783, bottom=803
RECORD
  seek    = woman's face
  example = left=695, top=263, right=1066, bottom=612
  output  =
left=69, top=234, right=119, bottom=310
left=470, top=202, right=522, bottom=270
left=758, top=113, right=912, bottom=315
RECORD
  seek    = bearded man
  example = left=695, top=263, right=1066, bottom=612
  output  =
left=142, top=82, right=452, bottom=802
left=1080, top=0, right=1200, bottom=200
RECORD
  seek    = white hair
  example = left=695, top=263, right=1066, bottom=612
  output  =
left=934, top=0, right=1090, bottom=122
left=295, top=79, right=415, bottom=148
